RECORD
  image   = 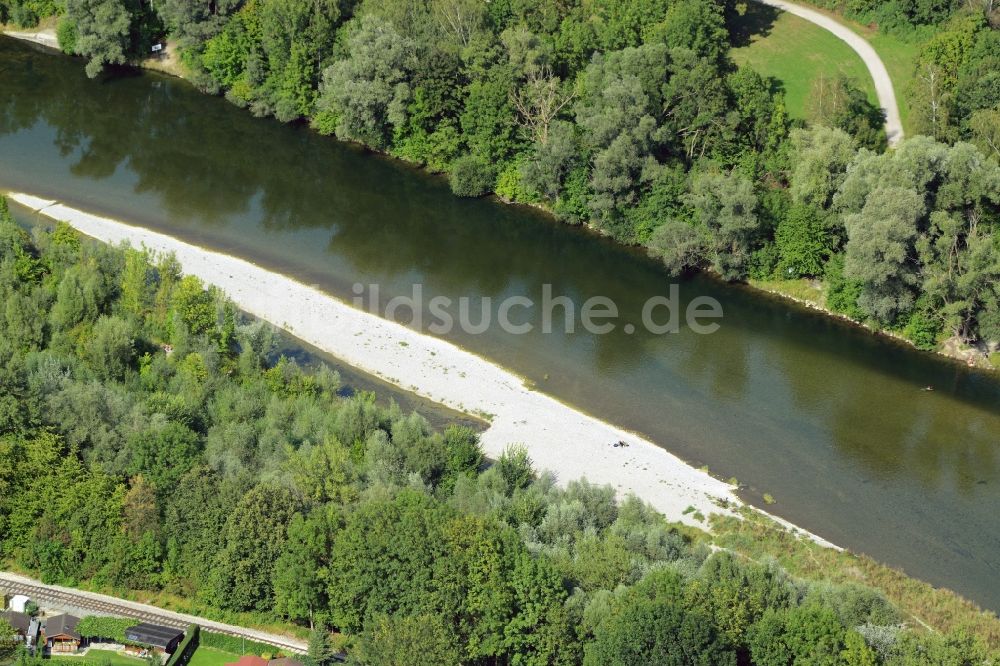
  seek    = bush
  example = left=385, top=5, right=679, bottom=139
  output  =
left=494, top=160, right=533, bottom=203
left=775, top=204, right=830, bottom=278
left=10, top=2, right=39, bottom=27
left=57, top=17, right=78, bottom=55
left=448, top=155, right=496, bottom=198
left=824, top=255, right=865, bottom=320
left=748, top=242, right=780, bottom=280
left=903, top=310, right=941, bottom=350
left=495, top=444, right=534, bottom=494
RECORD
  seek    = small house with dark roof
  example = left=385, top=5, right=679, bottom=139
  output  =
left=2, top=611, right=39, bottom=652
left=125, top=623, right=185, bottom=654
left=2, top=610, right=31, bottom=638
left=44, top=614, right=81, bottom=653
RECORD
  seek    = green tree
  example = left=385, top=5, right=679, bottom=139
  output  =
left=843, top=187, right=925, bottom=324
left=648, top=215, right=708, bottom=275
left=775, top=203, right=833, bottom=278
left=49, top=262, right=107, bottom=333
left=653, top=0, right=729, bottom=63
left=171, top=275, right=217, bottom=338
left=807, top=74, right=887, bottom=151
left=686, top=170, right=761, bottom=281
left=303, top=627, right=338, bottom=666
left=0, top=617, right=15, bottom=660
left=84, top=315, right=135, bottom=380
left=313, top=17, right=416, bottom=149
left=205, top=484, right=300, bottom=612
left=660, top=48, right=734, bottom=161
left=66, top=0, right=133, bottom=78
left=969, top=108, right=1000, bottom=162
left=157, top=0, right=242, bottom=46
left=449, top=154, right=497, bottom=197
left=686, top=552, right=795, bottom=647
left=574, top=41, right=671, bottom=241
left=440, top=425, right=484, bottom=493
left=358, top=613, right=461, bottom=666
left=495, top=444, right=535, bottom=495
left=789, top=126, right=857, bottom=210
left=748, top=604, right=849, bottom=666
left=459, top=63, right=522, bottom=165
left=127, top=421, right=201, bottom=499
left=841, top=629, right=878, bottom=665
left=325, top=490, right=452, bottom=633
left=584, top=568, right=736, bottom=666
left=119, top=247, right=155, bottom=320
left=274, top=507, right=342, bottom=626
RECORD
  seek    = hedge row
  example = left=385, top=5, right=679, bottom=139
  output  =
left=199, top=631, right=280, bottom=658
left=165, top=625, right=200, bottom=666
left=76, top=616, right=137, bottom=643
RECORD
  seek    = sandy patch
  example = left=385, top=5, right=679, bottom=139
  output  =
left=2, top=26, right=58, bottom=50
left=10, top=192, right=841, bottom=546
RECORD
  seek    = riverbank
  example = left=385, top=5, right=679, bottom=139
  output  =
left=0, top=25, right=186, bottom=77
left=749, top=277, right=999, bottom=370
left=11, top=194, right=1000, bottom=644
left=7, top=191, right=764, bottom=534
left=0, top=24, right=58, bottom=49
left=2, top=29, right=987, bottom=375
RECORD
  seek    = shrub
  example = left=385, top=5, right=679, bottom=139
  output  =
left=775, top=204, right=830, bottom=278
left=10, top=2, right=39, bottom=28
left=448, top=154, right=496, bottom=198
left=494, top=160, right=534, bottom=203
left=748, top=242, right=780, bottom=280
left=824, top=254, right=865, bottom=320
left=902, top=310, right=941, bottom=350
left=495, top=444, right=535, bottom=495
left=57, top=17, right=78, bottom=55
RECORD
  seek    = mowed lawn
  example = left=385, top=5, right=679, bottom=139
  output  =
left=730, top=8, right=879, bottom=120
left=50, top=649, right=145, bottom=666
left=187, top=646, right=241, bottom=666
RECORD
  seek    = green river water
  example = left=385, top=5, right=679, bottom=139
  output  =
left=1, top=37, right=998, bottom=611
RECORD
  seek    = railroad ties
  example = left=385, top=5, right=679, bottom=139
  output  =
left=0, top=576, right=305, bottom=654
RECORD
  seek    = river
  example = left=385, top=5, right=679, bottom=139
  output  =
left=1, top=37, right=998, bottom=611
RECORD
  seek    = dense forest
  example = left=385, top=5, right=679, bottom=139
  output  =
left=1, top=0, right=999, bottom=355
left=1, top=198, right=998, bottom=663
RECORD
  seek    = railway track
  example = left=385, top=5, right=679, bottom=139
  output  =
left=0, top=573, right=307, bottom=654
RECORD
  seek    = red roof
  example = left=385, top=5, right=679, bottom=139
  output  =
left=225, top=656, right=268, bottom=666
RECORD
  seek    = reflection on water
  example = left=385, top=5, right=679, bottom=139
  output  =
left=2, top=36, right=999, bottom=611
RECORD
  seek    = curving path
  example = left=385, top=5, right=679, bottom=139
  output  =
left=751, top=0, right=904, bottom=146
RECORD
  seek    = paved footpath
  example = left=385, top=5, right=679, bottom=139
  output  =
left=0, top=572, right=307, bottom=654
left=752, top=0, right=904, bottom=146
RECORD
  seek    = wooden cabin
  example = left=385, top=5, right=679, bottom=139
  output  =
left=44, top=614, right=81, bottom=654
